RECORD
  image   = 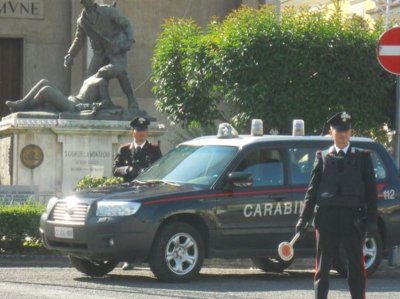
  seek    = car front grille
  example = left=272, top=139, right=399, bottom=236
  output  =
left=51, top=201, right=89, bottom=225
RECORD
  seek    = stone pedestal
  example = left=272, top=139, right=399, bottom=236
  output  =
left=0, top=117, right=165, bottom=201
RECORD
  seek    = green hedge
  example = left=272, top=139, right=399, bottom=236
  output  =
left=0, top=203, right=45, bottom=252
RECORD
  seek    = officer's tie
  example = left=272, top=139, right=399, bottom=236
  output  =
left=338, top=150, right=345, bottom=172
left=134, top=146, right=142, bottom=155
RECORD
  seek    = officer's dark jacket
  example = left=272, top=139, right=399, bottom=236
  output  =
left=300, top=146, right=378, bottom=226
left=113, top=140, right=162, bottom=182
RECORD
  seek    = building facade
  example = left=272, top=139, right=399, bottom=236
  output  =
left=0, top=0, right=71, bottom=119
left=281, top=0, right=400, bottom=26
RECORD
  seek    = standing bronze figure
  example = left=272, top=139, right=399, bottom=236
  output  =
left=64, top=0, right=138, bottom=113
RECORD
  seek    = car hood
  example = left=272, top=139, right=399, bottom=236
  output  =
left=69, top=183, right=208, bottom=204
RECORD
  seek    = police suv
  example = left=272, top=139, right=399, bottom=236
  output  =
left=40, top=121, right=400, bottom=282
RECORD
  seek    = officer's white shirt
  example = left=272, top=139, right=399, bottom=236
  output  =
left=129, top=140, right=146, bottom=150
left=133, top=141, right=145, bottom=149
left=329, top=143, right=350, bottom=155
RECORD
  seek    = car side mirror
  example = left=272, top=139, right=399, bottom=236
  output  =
left=227, top=172, right=253, bottom=188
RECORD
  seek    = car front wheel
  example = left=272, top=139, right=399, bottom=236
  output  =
left=149, top=222, right=204, bottom=282
left=69, top=255, right=118, bottom=277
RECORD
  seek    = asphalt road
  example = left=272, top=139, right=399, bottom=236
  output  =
left=0, top=257, right=399, bottom=299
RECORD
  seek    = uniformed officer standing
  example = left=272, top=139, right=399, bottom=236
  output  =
left=113, top=116, right=162, bottom=182
left=113, top=116, right=162, bottom=270
left=296, top=112, right=378, bottom=299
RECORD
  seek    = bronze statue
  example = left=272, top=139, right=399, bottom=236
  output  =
left=64, top=0, right=138, bottom=113
left=6, top=64, right=120, bottom=115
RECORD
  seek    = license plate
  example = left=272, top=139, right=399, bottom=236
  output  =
left=54, top=227, right=73, bottom=239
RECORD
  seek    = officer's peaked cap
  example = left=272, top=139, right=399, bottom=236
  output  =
left=130, top=116, right=150, bottom=130
left=327, top=111, right=352, bottom=131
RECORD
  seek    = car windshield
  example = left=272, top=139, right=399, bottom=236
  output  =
left=137, top=145, right=238, bottom=187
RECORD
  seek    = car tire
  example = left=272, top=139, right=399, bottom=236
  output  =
left=149, top=222, right=205, bottom=282
left=68, top=255, right=118, bottom=277
left=333, top=232, right=383, bottom=278
left=251, top=257, right=294, bottom=273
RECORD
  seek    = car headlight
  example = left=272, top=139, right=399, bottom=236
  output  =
left=96, top=201, right=141, bottom=217
left=46, top=197, right=59, bottom=214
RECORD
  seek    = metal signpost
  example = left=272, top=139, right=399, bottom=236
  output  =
left=377, top=27, right=400, bottom=265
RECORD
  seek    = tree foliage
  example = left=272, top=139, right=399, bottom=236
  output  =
left=152, top=18, right=221, bottom=125
left=151, top=6, right=395, bottom=138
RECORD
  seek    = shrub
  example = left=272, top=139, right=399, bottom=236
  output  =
left=0, top=202, right=45, bottom=252
left=74, top=175, right=123, bottom=191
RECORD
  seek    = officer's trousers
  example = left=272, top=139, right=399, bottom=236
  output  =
left=314, top=228, right=366, bottom=299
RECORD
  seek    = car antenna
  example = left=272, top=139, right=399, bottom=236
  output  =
left=320, top=122, right=326, bottom=136
left=320, top=117, right=330, bottom=136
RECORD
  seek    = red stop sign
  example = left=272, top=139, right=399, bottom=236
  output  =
left=377, top=27, right=400, bottom=75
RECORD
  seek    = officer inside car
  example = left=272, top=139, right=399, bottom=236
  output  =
left=295, top=112, right=378, bottom=299
left=113, top=116, right=162, bottom=270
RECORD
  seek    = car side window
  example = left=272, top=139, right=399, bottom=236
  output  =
left=353, top=148, right=387, bottom=181
left=288, top=148, right=317, bottom=185
left=236, top=148, right=284, bottom=187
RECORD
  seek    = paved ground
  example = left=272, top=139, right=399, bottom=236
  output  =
left=0, top=261, right=399, bottom=299
left=1, top=253, right=399, bottom=273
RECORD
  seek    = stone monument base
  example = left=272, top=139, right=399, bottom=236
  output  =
left=0, top=116, right=165, bottom=201
left=2, top=108, right=156, bottom=122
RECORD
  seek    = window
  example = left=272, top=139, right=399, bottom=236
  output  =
left=357, top=149, right=387, bottom=181
left=288, top=148, right=317, bottom=185
left=236, top=148, right=284, bottom=187
left=138, top=145, right=238, bottom=186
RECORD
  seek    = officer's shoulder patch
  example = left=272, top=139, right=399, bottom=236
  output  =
left=120, top=143, right=131, bottom=149
left=319, top=149, right=330, bottom=157
left=362, top=149, right=371, bottom=155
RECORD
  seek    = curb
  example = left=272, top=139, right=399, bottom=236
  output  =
left=1, top=254, right=399, bottom=273
left=0, top=254, right=70, bottom=267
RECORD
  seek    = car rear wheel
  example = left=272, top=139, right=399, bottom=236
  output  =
left=149, top=222, right=204, bottom=282
left=69, top=255, right=118, bottom=277
left=251, top=256, right=294, bottom=272
left=333, top=232, right=383, bottom=278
